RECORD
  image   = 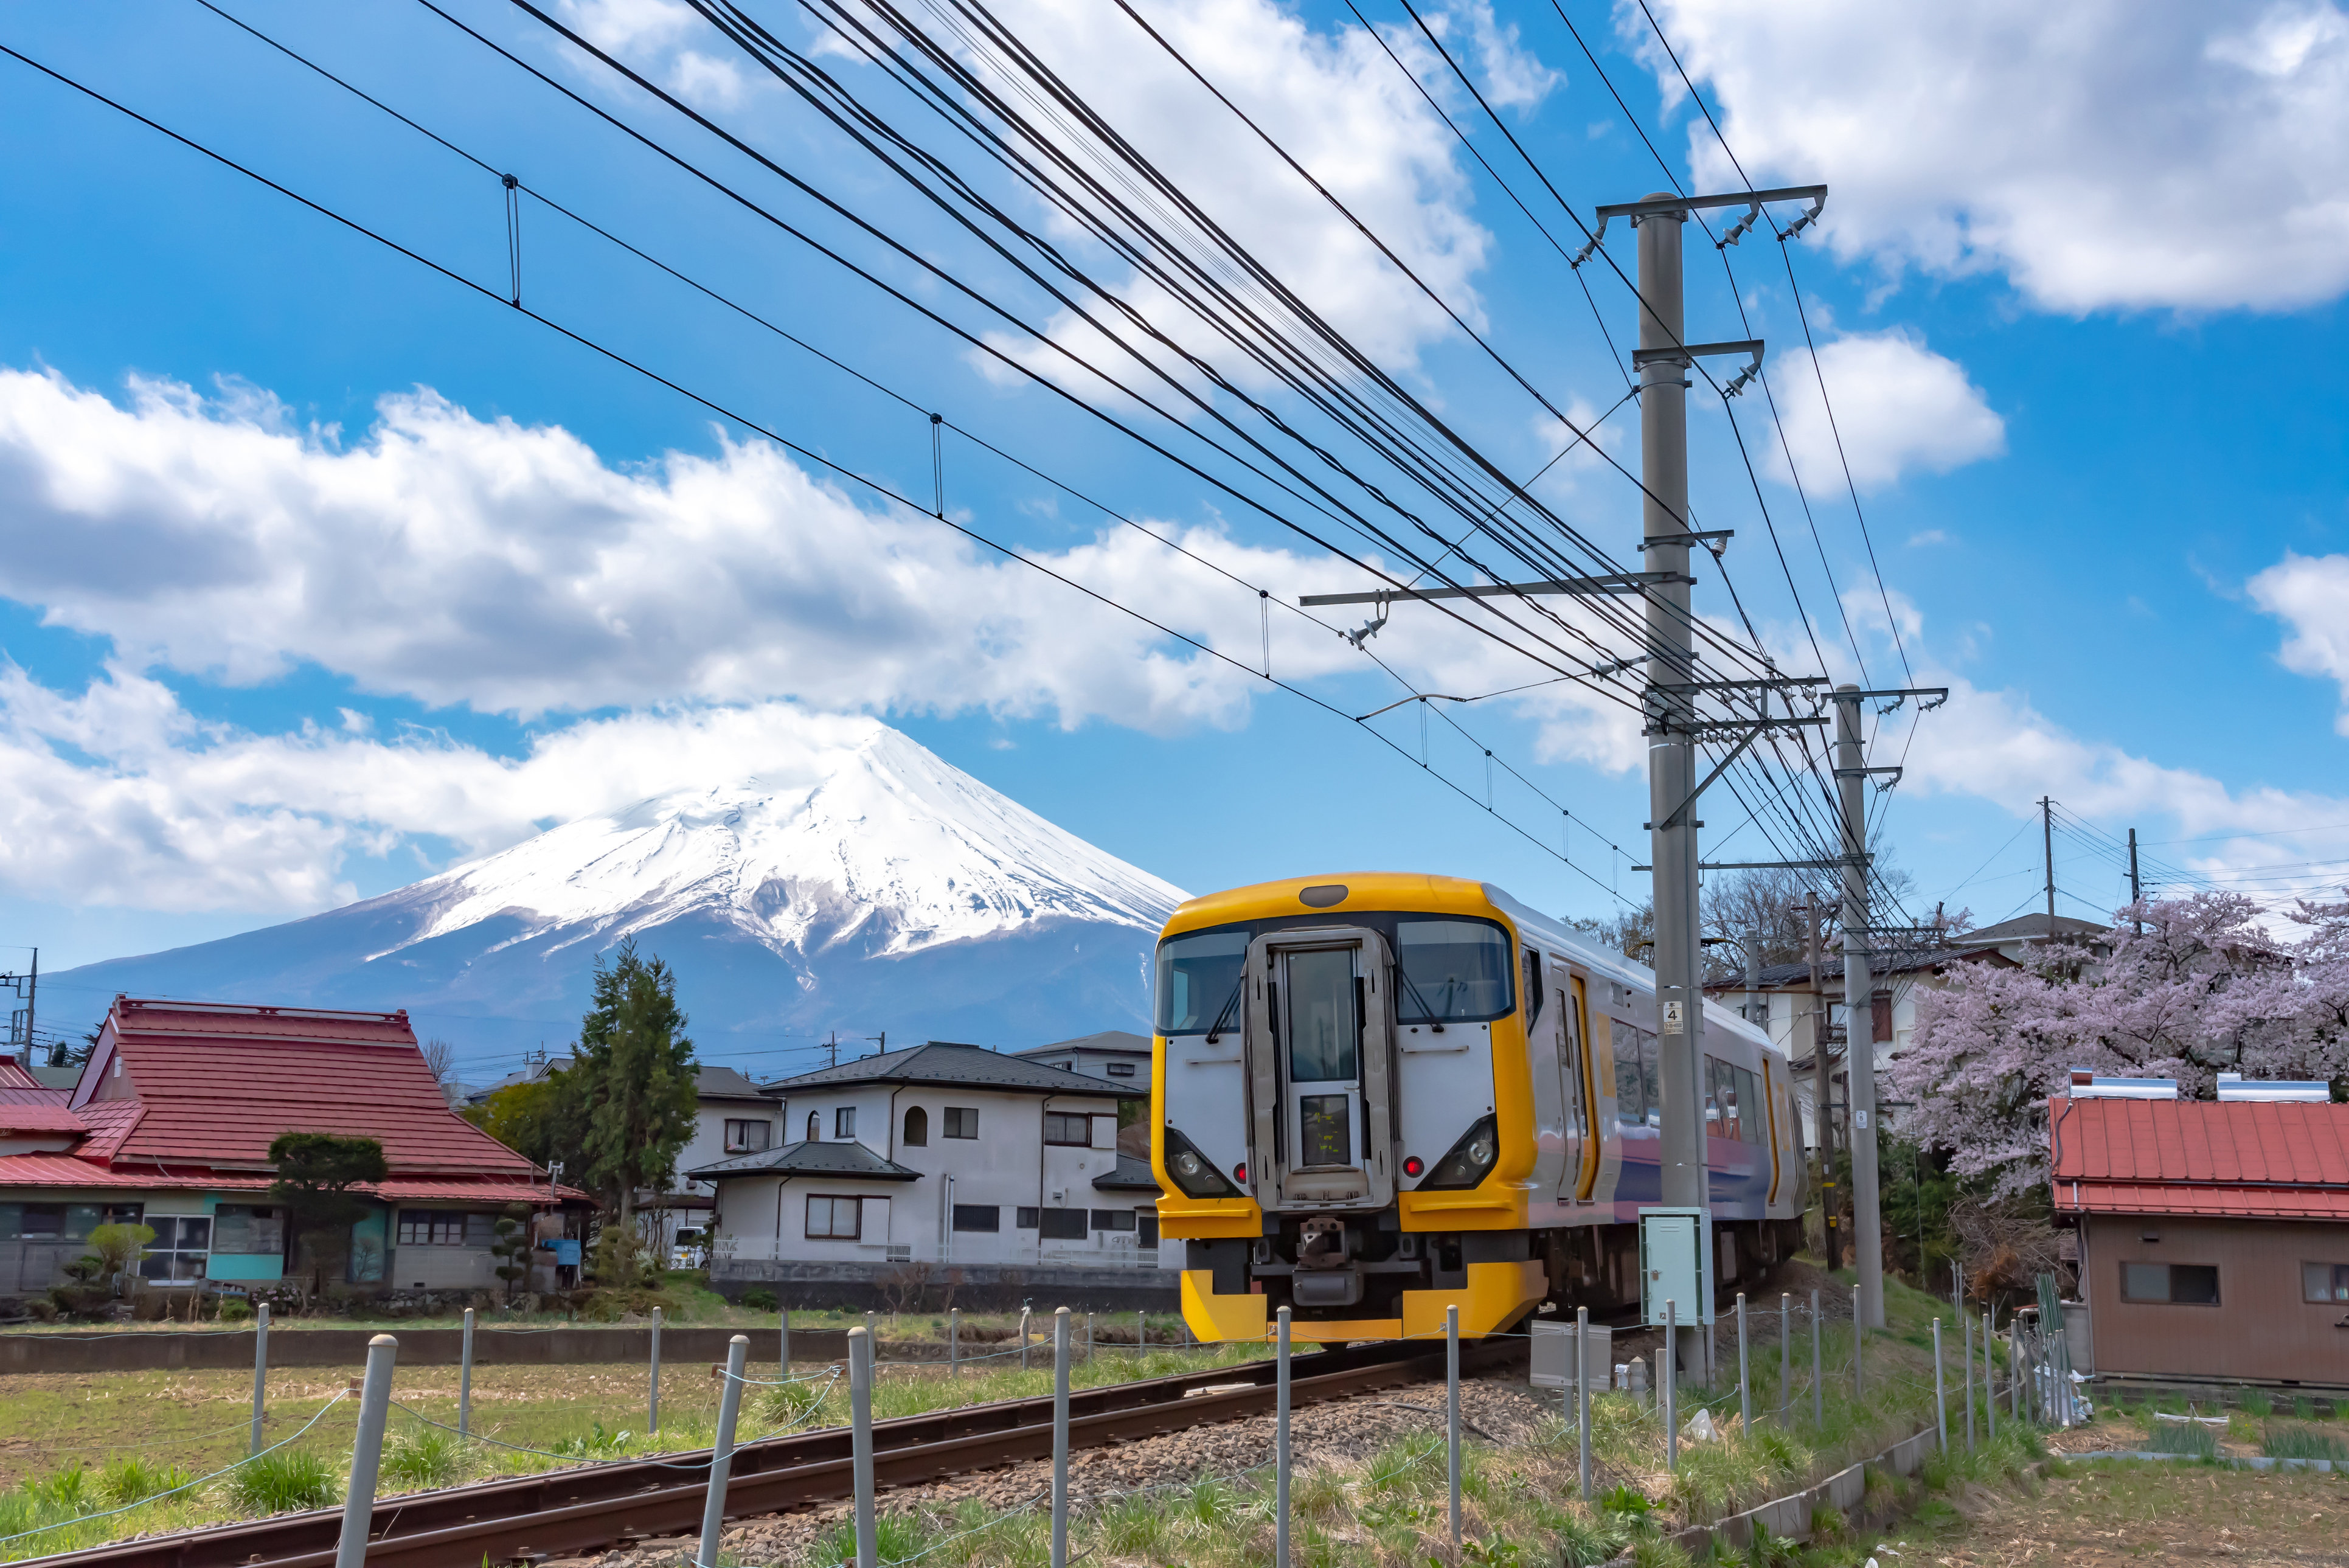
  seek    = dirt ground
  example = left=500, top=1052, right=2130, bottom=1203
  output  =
left=1904, top=1462, right=2349, bottom=1565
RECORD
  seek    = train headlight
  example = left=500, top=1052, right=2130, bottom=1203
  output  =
left=1414, top=1114, right=1501, bottom=1190
left=1161, top=1126, right=1240, bottom=1198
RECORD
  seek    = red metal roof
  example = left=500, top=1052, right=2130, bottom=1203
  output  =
left=73, top=1101, right=144, bottom=1162
left=0, top=1056, right=41, bottom=1089
left=0, top=1156, right=268, bottom=1189
left=0, top=1102, right=86, bottom=1133
left=2049, top=1095, right=2349, bottom=1219
left=94, top=998, right=535, bottom=1177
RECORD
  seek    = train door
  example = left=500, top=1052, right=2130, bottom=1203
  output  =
left=1558, top=973, right=1592, bottom=1201
left=1244, top=929, right=1397, bottom=1210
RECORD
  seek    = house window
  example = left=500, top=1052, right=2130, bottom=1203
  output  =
left=805, top=1196, right=862, bottom=1240
left=951, top=1204, right=1001, bottom=1233
left=834, top=1107, right=857, bottom=1139
left=212, top=1205, right=282, bottom=1256
left=1016, top=1206, right=1039, bottom=1229
left=2120, top=1261, right=2220, bottom=1305
left=903, top=1106, right=929, bottom=1147
left=1044, top=1113, right=1092, bottom=1146
left=943, top=1107, right=979, bottom=1139
left=139, top=1216, right=212, bottom=1282
left=2304, top=1263, right=2349, bottom=1303
left=1106, top=1063, right=1137, bottom=1078
left=1089, top=1209, right=1136, bottom=1232
left=395, top=1212, right=495, bottom=1247
left=806, top=1111, right=819, bottom=1142
left=724, top=1119, right=772, bottom=1153
left=1037, top=1207, right=1088, bottom=1240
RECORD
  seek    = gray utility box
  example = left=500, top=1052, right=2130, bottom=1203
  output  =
left=1529, top=1318, right=1614, bottom=1390
left=1639, top=1206, right=1716, bottom=1327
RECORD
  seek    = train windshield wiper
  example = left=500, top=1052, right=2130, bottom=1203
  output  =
left=1203, top=974, right=1246, bottom=1044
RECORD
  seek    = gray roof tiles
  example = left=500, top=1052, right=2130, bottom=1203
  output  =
left=687, top=1139, right=923, bottom=1182
left=758, top=1041, right=1125, bottom=1098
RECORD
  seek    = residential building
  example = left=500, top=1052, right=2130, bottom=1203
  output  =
left=0, top=997, right=578, bottom=1302
left=1705, top=943, right=2015, bottom=1153
left=1011, top=1030, right=1153, bottom=1089
left=696, top=1041, right=1171, bottom=1309
left=653, top=1065, right=783, bottom=1258
left=2048, top=1079, right=2349, bottom=1386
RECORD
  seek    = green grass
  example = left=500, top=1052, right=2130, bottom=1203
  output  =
left=2261, top=1422, right=2348, bottom=1461
left=380, top=1424, right=471, bottom=1490
left=97, top=1456, right=193, bottom=1507
left=223, top=1450, right=339, bottom=1514
left=2141, top=1420, right=2218, bottom=1458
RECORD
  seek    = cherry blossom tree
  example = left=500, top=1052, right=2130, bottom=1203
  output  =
left=1888, top=891, right=2349, bottom=1196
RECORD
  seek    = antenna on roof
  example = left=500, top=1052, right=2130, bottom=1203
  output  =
left=864, top=1031, right=887, bottom=1059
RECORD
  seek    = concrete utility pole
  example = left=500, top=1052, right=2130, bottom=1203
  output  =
left=2040, top=797, right=2055, bottom=926
left=1743, top=925, right=1760, bottom=1030
left=1635, top=194, right=1707, bottom=1384
left=2128, top=828, right=2143, bottom=934
left=1836, top=687, right=1885, bottom=1330
left=1804, top=896, right=1836, bottom=1271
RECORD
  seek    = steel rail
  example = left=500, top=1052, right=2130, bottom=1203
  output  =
left=31, top=1336, right=1521, bottom=1568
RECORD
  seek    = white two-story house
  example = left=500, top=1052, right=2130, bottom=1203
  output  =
left=692, top=1042, right=1170, bottom=1304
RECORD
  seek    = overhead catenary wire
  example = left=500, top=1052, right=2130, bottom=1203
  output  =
left=0, top=36, right=1645, bottom=911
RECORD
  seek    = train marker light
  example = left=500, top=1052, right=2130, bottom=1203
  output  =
left=1233, top=1162, right=1248, bottom=1184
left=1403, top=1156, right=1425, bottom=1178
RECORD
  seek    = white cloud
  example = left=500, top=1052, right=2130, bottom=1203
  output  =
left=2249, top=550, right=2349, bottom=734
left=1418, top=0, right=1563, bottom=111
left=1907, top=529, right=1948, bottom=548
left=1636, top=0, right=2349, bottom=313
left=1761, top=330, right=2004, bottom=492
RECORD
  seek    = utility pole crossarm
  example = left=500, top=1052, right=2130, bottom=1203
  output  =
left=1298, top=572, right=1692, bottom=608
left=1595, top=186, right=1829, bottom=223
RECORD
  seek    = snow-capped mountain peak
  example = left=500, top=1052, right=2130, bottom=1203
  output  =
left=393, top=724, right=1187, bottom=962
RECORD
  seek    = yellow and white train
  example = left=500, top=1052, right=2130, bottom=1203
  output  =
left=1150, top=873, right=1808, bottom=1343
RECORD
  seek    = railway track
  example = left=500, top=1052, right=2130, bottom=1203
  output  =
left=39, top=1336, right=1524, bottom=1568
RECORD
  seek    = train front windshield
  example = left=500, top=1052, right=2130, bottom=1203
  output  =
left=1155, top=916, right=1515, bottom=1033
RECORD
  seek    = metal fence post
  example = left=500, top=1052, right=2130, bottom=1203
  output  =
left=780, top=1302, right=790, bottom=1373
left=1021, top=1305, right=1032, bottom=1372
left=1086, top=1311, right=1094, bottom=1365
left=848, top=1327, right=876, bottom=1568
left=1735, top=1292, right=1750, bottom=1436
left=1963, top=1310, right=1976, bottom=1450
left=1809, top=1289, right=1822, bottom=1427
left=249, top=1303, right=270, bottom=1455
left=698, top=1334, right=749, bottom=1568
left=335, top=1334, right=398, bottom=1568
left=1052, top=1308, right=1071, bottom=1568
left=649, top=1305, right=663, bottom=1434
left=1575, top=1305, right=1591, bottom=1500
left=1852, top=1284, right=1865, bottom=1404
left=1778, top=1292, right=1790, bottom=1427
left=1663, top=1299, right=1678, bottom=1472
left=1932, top=1318, right=1947, bottom=1453
left=1445, top=1303, right=1461, bottom=1549
left=1275, top=1305, right=1291, bottom=1568
left=459, top=1306, right=475, bottom=1438
left=949, top=1307, right=960, bottom=1377
left=1985, top=1311, right=1996, bottom=1442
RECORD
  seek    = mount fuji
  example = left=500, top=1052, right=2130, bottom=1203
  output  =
left=52, top=725, right=1188, bottom=1075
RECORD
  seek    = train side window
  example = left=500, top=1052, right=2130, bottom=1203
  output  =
left=1560, top=989, right=1585, bottom=1137
left=1702, top=1056, right=1726, bottom=1136
left=1735, top=1066, right=1764, bottom=1145
left=1612, top=1018, right=1643, bottom=1122
left=1639, top=1030, right=1661, bottom=1128
left=1522, top=951, right=1544, bottom=1024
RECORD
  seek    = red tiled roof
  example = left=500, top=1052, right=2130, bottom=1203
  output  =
left=0, top=1156, right=268, bottom=1189
left=2049, top=1095, right=2349, bottom=1219
left=74, top=1101, right=144, bottom=1162
left=94, top=998, right=535, bottom=1177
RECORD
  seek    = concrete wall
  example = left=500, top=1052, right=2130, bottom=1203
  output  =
left=2082, top=1212, right=2349, bottom=1384
left=0, top=1323, right=845, bottom=1375
left=712, top=1256, right=1179, bottom=1313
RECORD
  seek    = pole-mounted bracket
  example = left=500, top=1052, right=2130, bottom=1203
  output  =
left=1833, top=766, right=1903, bottom=782
left=1635, top=340, right=1764, bottom=398
left=1646, top=717, right=1830, bottom=830
left=1642, top=530, right=1733, bottom=555
left=1300, top=571, right=1691, bottom=608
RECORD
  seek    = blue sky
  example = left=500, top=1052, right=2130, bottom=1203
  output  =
left=1, top=0, right=2346, bottom=991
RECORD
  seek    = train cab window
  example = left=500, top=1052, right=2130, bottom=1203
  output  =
left=1395, top=920, right=1514, bottom=1022
left=1522, top=951, right=1544, bottom=1023
left=1156, top=931, right=1250, bottom=1034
